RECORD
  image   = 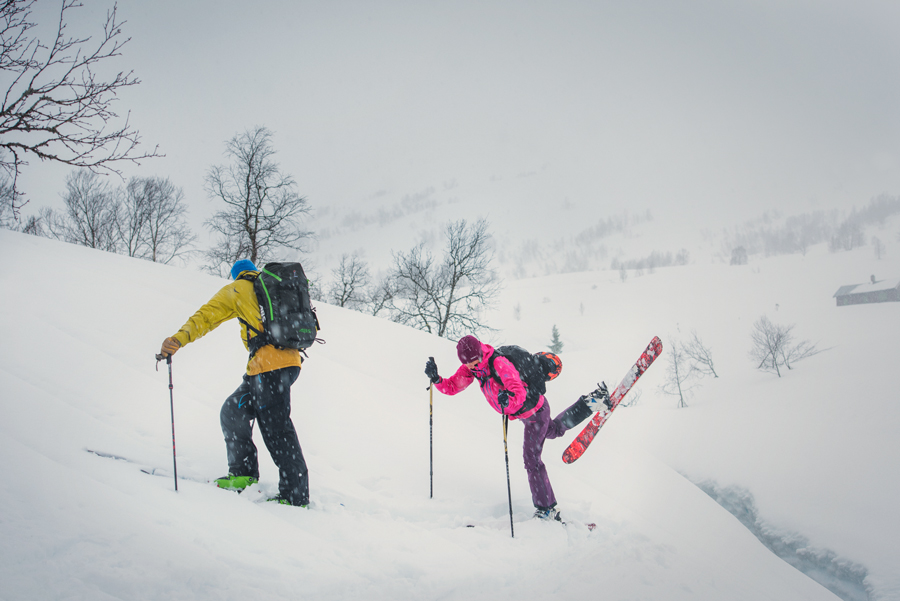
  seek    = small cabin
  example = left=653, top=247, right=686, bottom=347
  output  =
left=834, top=277, right=900, bottom=306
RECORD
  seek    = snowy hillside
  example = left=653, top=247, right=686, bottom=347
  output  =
left=304, top=177, right=708, bottom=283
left=1, top=226, right=898, bottom=601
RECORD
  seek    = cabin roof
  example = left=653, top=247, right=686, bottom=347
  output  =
left=834, top=278, right=900, bottom=297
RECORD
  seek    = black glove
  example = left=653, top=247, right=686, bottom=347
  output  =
left=425, top=357, right=441, bottom=384
left=497, top=390, right=510, bottom=410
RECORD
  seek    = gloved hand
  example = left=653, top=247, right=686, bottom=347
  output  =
left=160, top=337, right=181, bottom=358
left=424, top=357, right=441, bottom=384
left=497, top=389, right=510, bottom=411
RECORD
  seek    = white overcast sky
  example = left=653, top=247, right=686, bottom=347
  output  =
left=15, top=0, right=900, bottom=236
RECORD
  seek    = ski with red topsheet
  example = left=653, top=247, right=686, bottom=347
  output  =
left=562, top=336, right=663, bottom=464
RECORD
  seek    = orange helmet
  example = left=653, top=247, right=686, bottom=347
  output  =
left=535, top=351, right=562, bottom=381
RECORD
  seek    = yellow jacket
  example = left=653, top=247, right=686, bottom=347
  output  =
left=171, top=271, right=303, bottom=376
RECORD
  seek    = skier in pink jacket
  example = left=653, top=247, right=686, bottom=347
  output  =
left=425, top=335, right=610, bottom=523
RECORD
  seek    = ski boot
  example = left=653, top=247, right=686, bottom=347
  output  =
left=215, top=474, right=258, bottom=492
left=266, top=495, right=308, bottom=508
left=580, top=381, right=612, bottom=413
left=533, top=506, right=564, bottom=523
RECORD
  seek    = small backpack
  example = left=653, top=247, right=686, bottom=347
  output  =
left=238, top=262, right=320, bottom=356
left=484, top=346, right=562, bottom=413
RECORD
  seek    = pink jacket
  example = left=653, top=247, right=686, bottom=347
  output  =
left=435, top=342, right=545, bottom=420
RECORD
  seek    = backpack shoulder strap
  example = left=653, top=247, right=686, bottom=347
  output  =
left=487, top=349, right=509, bottom=389
left=234, top=271, right=266, bottom=355
left=235, top=270, right=261, bottom=333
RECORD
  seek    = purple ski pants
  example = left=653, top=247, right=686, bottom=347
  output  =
left=520, top=397, right=592, bottom=509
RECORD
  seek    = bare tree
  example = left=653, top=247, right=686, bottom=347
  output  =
left=43, top=169, right=118, bottom=250
left=659, top=338, right=693, bottom=408
left=327, top=253, right=370, bottom=309
left=139, top=176, right=195, bottom=263
left=750, top=316, right=790, bottom=377
left=119, top=176, right=195, bottom=263
left=364, top=273, right=397, bottom=317
left=390, top=218, right=501, bottom=338
left=117, top=176, right=147, bottom=257
left=621, top=388, right=642, bottom=408
left=0, top=177, right=14, bottom=228
left=204, top=126, right=312, bottom=274
left=682, top=330, right=718, bottom=378
left=37, top=205, right=63, bottom=236
left=0, top=1, right=160, bottom=220
left=19, top=211, right=41, bottom=234
left=781, top=337, right=820, bottom=371
left=749, top=315, right=819, bottom=377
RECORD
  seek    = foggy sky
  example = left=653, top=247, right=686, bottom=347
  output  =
left=14, top=0, right=900, bottom=242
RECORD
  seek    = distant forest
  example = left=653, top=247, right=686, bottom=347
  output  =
left=496, top=196, right=900, bottom=278
left=721, top=194, right=900, bottom=261
left=499, top=210, right=655, bottom=278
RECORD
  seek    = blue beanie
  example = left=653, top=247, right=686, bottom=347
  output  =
left=231, top=259, right=257, bottom=280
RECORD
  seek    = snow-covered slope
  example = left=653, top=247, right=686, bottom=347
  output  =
left=486, top=241, right=900, bottom=601
left=1, top=227, right=897, bottom=600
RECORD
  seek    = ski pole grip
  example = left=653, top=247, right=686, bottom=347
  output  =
left=426, top=356, right=436, bottom=391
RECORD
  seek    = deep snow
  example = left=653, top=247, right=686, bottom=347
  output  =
left=1, top=226, right=898, bottom=600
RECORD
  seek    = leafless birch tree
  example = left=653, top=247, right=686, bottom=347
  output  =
left=0, top=178, right=14, bottom=228
left=683, top=330, right=718, bottom=377
left=42, top=169, right=118, bottom=250
left=750, top=316, right=790, bottom=377
left=116, top=177, right=147, bottom=257
left=364, top=273, right=397, bottom=317
left=120, top=176, right=195, bottom=263
left=749, top=315, right=819, bottom=377
left=659, top=338, right=693, bottom=407
left=328, top=253, right=370, bottom=309
left=0, top=1, right=160, bottom=220
left=204, top=126, right=312, bottom=274
left=390, top=218, right=501, bottom=338
left=620, top=388, right=642, bottom=408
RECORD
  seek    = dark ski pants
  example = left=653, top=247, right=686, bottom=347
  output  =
left=220, top=366, right=308, bottom=506
left=521, top=397, right=592, bottom=509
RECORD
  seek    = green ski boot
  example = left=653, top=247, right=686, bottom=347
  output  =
left=267, top=495, right=308, bottom=508
left=215, top=474, right=258, bottom=492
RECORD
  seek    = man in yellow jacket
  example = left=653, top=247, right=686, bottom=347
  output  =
left=158, top=259, right=309, bottom=506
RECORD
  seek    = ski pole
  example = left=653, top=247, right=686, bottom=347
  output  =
left=429, top=380, right=434, bottom=499
left=426, top=356, right=436, bottom=499
left=503, top=414, right=514, bottom=538
left=156, top=353, right=178, bottom=492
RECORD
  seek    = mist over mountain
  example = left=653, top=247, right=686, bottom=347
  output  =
left=9, top=0, right=900, bottom=276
